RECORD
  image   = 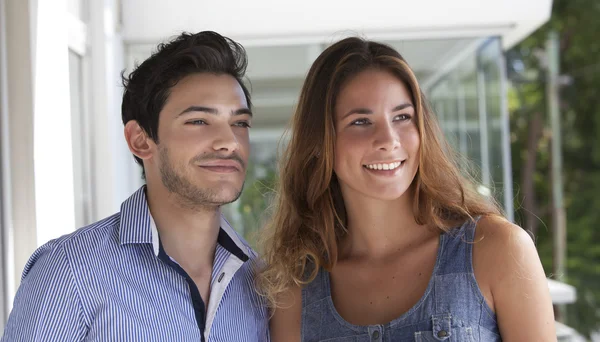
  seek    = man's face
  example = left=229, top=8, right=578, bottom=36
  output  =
left=152, top=73, right=251, bottom=208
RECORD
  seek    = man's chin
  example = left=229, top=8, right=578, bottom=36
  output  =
left=206, top=187, right=243, bottom=206
left=218, top=191, right=243, bottom=205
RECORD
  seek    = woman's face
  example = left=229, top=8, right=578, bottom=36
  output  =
left=333, top=68, right=420, bottom=202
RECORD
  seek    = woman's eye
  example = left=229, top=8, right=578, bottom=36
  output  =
left=394, top=114, right=411, bottom=121
left=351, top=118, right=370, bottom=126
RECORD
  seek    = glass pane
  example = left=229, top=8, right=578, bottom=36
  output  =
left=427, top=47, right=484, bottom=179
left=477, top=38, right=511, bottom=215
left=463, top=69, right=482, bottom=168
left=426, top=37, right=512, bottom=216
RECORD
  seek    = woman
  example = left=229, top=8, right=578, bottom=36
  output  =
left=258, top=37, right=555, bottom=341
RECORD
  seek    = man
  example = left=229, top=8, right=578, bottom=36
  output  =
left=2, top=31, right=269, bottom=341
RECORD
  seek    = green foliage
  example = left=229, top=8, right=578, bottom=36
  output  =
left=236, top=152, right=278, bottom=248
left=508, top=0, right=600, bottom=336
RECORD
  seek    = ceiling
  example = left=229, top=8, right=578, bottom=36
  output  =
left=121, top=0, right=552, bottom=50
left=123, top=0, right=553, bottom=131
left=128, top=37, right=483, bottom=129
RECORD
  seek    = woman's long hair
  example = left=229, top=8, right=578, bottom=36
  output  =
left=256, top=36, right=502, bottom=309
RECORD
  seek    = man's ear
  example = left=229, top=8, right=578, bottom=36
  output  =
left=124, top=120, right=155, bottom=161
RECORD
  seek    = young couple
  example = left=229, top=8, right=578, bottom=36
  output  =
left=2, top=31, right=555, bottom=341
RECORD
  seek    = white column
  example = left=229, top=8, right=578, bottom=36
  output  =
left=1, top=0, right=38, bottom=310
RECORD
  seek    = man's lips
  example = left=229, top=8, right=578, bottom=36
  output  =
left=198, top=159, right=242, bottom=172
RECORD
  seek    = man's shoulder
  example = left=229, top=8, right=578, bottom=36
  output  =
left=50, top=213, right=121, bottom=250
left=23, top=213, right=122, bottom=278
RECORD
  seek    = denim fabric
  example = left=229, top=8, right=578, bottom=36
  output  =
left=301, top=219, right=501, bottom=342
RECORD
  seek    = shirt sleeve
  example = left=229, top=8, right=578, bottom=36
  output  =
left=1, top=242, right=89, bottom=342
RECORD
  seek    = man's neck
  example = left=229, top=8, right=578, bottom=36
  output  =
left=145, top=184, right=221, bottom=277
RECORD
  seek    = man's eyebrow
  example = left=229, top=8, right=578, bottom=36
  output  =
left=178, top=106, right=218, bottom=117
left=177, top=106, right=253, bottom=117
left=233, top=108, right=253, bottom=117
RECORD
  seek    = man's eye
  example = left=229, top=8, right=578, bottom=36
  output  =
left=187, top=120, right=207, bottom=125
left=234, top=121, right=251, bottom=128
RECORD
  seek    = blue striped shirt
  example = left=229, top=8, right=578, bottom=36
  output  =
left=1, top=187, right=270, bottom=341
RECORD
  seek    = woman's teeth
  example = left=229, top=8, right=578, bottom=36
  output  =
left=364, top=161, right=402, bottom=171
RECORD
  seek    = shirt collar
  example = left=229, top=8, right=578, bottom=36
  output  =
left=119, top=186, right=153, bottom=245
left=119, top=186, right=250, bottom=262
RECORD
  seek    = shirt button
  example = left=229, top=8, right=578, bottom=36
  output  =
left=437, top=330, right=449, bottom=338
left=218, top=272, right=225, bottom=282
left=372, top=330, right=380, bottom=340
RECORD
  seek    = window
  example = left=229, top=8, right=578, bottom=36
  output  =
left=68, top=0, right=94, bottom=228
left=427, top=37, right=513, bottom=220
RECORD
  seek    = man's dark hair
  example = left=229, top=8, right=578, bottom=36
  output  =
left=121, top=31, right=251, bottom=175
